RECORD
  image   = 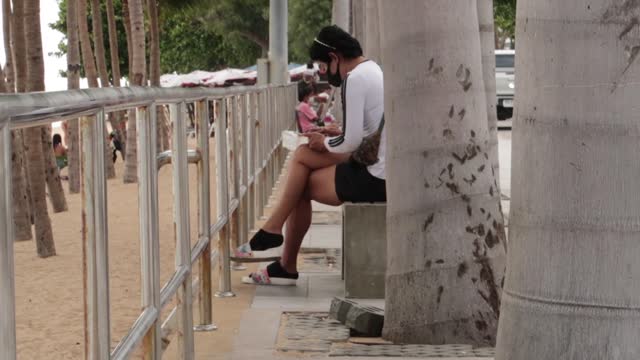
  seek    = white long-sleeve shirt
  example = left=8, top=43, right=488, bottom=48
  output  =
left=324, top=60, right=385, bottom=179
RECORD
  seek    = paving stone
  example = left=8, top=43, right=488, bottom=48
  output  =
left=329, top=297, right=356, bottom=323
left=330, top=297, right=385, bottom=337
left=345, top=304, right=385, bottom=337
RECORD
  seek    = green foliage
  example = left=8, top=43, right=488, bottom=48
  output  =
left=494, top=0, right=516, bottom=48
left=198, top=0, right=270, bottom=55
left=51, top=0, right=128, bottom=79
left=52, top=0, right=333, bottom=77
left=288, top=0, right=332, bottom=63
left=159, top=9, right=261, bottom=73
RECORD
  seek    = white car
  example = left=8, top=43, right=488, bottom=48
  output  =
left=495, top=49, right=515, bottom=120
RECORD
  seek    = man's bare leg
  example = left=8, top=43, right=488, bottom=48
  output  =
left=280, top=193, right=312, bottom=274
left=261, top=146, right=347, bottom=235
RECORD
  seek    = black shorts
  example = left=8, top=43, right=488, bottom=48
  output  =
left=334, top=160, right=386, bottom=203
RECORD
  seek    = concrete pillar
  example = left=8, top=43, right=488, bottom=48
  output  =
left=332, top=0, right=350, bottom=31
left=269, top=0, right=288, bottom=85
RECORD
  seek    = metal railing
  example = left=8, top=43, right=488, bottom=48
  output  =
left=0, top=83, right=296, bottom=359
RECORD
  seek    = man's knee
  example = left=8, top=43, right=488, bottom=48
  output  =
left=293, top=145, right=311, bottom=163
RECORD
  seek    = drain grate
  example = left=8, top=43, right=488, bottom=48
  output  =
left=330, top=343, right=495, bottom=357
left=277, top=312, right=350, bottom=353
left=276, top=312, right=495, bottom=357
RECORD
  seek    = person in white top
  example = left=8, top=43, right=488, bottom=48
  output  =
left=236, top=25, right=385, bottom=286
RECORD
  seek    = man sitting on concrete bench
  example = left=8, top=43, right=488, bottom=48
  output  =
left=233, top=25, right=386, bottom=286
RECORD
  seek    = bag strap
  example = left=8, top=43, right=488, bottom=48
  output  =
left=377, top=115, right=385, bottom=132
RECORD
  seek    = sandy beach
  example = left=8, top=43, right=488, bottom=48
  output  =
left=14, top=137, right=220, bottom=359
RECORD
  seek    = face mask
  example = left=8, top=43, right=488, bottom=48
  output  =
left=328, top=59, right=342, bottom=87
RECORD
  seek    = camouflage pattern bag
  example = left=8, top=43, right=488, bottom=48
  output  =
left=351, top=116, right=385, bottom=166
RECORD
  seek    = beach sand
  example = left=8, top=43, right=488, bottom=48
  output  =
left=14, top=138, right=222, bottom=359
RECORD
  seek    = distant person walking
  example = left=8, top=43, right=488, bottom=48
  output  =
left=109, top=132, right=124, bottom=163
left=52, top=134, right=68, bottom=170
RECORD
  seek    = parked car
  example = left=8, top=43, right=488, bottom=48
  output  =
left=495, top=49, right=515, bottom=120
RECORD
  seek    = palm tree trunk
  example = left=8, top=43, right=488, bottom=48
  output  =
left=122, top=0, right=133, bottom=80
left=496, top=0, right=640, bottom=358
left=78, top=0, right=116, bottom=179
left=146, top=0, right=169, bottom=152
left=380, top=0, right=506, bottom=346
left=24, top=0, right=56, bottom=257
left=66, top=0, right=82, bottom=194
left=90, top=0, right=111, bottom=87
left=89, top=0, right=117, bottom=179
left=10, top=0, right=34, bottom=242
left=12, top=0, right=26, bottom=93
left=122, top=0, right=147, bottom=183
left=78, top=0, right=100, bottom=88
left=10, top=129, right=32, bottom=241
left=2, top=0, right=14, bottom=92
left=106, top=0, right=127, bottom=155
left=478, top=0, right=501, bottom=193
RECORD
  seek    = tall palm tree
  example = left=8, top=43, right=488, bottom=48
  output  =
left=122, top=0, right=147, bottom=183
left=478, top=0, right=501, bottom=192
left=2, top=0, right=14, bottom=92
left=496, top=0, right=640, bottom=358
left=24, top=0, right=56, bottom=257
left=106, top=0, right=127, bottom=155
left=90, top=0, right=111, bottom=88
left=380, top=0, right=506, bottom=345
left=66, top=0, right=82, bottom=194
left=78, top=0, right=116, bottom=178
left=78, top=0, right=99, bottom=88
left=3, top=0, right=32, bottom=241
left=146, top=0, right=170, bottom=152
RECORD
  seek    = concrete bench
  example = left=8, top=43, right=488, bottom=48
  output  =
left=342, top=203, right=387, bottom=299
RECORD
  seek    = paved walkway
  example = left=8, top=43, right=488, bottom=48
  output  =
left=226, top=202, right=496, bottom=360
left=174, top=131, right=512, bottom=359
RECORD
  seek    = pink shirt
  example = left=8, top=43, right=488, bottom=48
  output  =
left=296, top=101, right=318, bottom=133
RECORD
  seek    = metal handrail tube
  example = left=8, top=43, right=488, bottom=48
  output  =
left=160, top=265, right=190, bottom=308
left=156, top=149, right=202, bottom=169
left=194, top=98, right=216, bottom=331
left=111, top=307, right=160, bottom=360
left=208, top=216, right=228, bottom=242
left=0, top=83, right=296, bottom=359
left=0, top=85, right=281, bottom=125
left=0, top=124, right=16, bottom=360
left=138, top=105, right=162, bottom=359
left=81, top=110, right=111, bottom=359
left=190, top=236, right=210, bottom=265
left=215, top=98, right=234, bottom=297
left=171, top=102, right=195, bottom=357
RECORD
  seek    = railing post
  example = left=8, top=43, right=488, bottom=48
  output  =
left=194, top=99, right=217, bottom=332
left=248, top=93, right=257, bottom=230
left=239, top=94, right=250, bottom=246
left=215, top=98, right=235, bottom=298
left=137, top=105, right=161, bottom=360
left=229, top=96, right=246, bottom=271
left=256, top=91, right=265, bottom=219
left=260, top=90, right=268, bottom=218
left=81, top=110, right=112, bottom=360
left=170, top=102, right=195, bottom=359
left=0, top=123, right=16, bottom=360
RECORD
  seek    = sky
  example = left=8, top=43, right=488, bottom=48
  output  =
left=0, top=0, right=71, bottom=91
